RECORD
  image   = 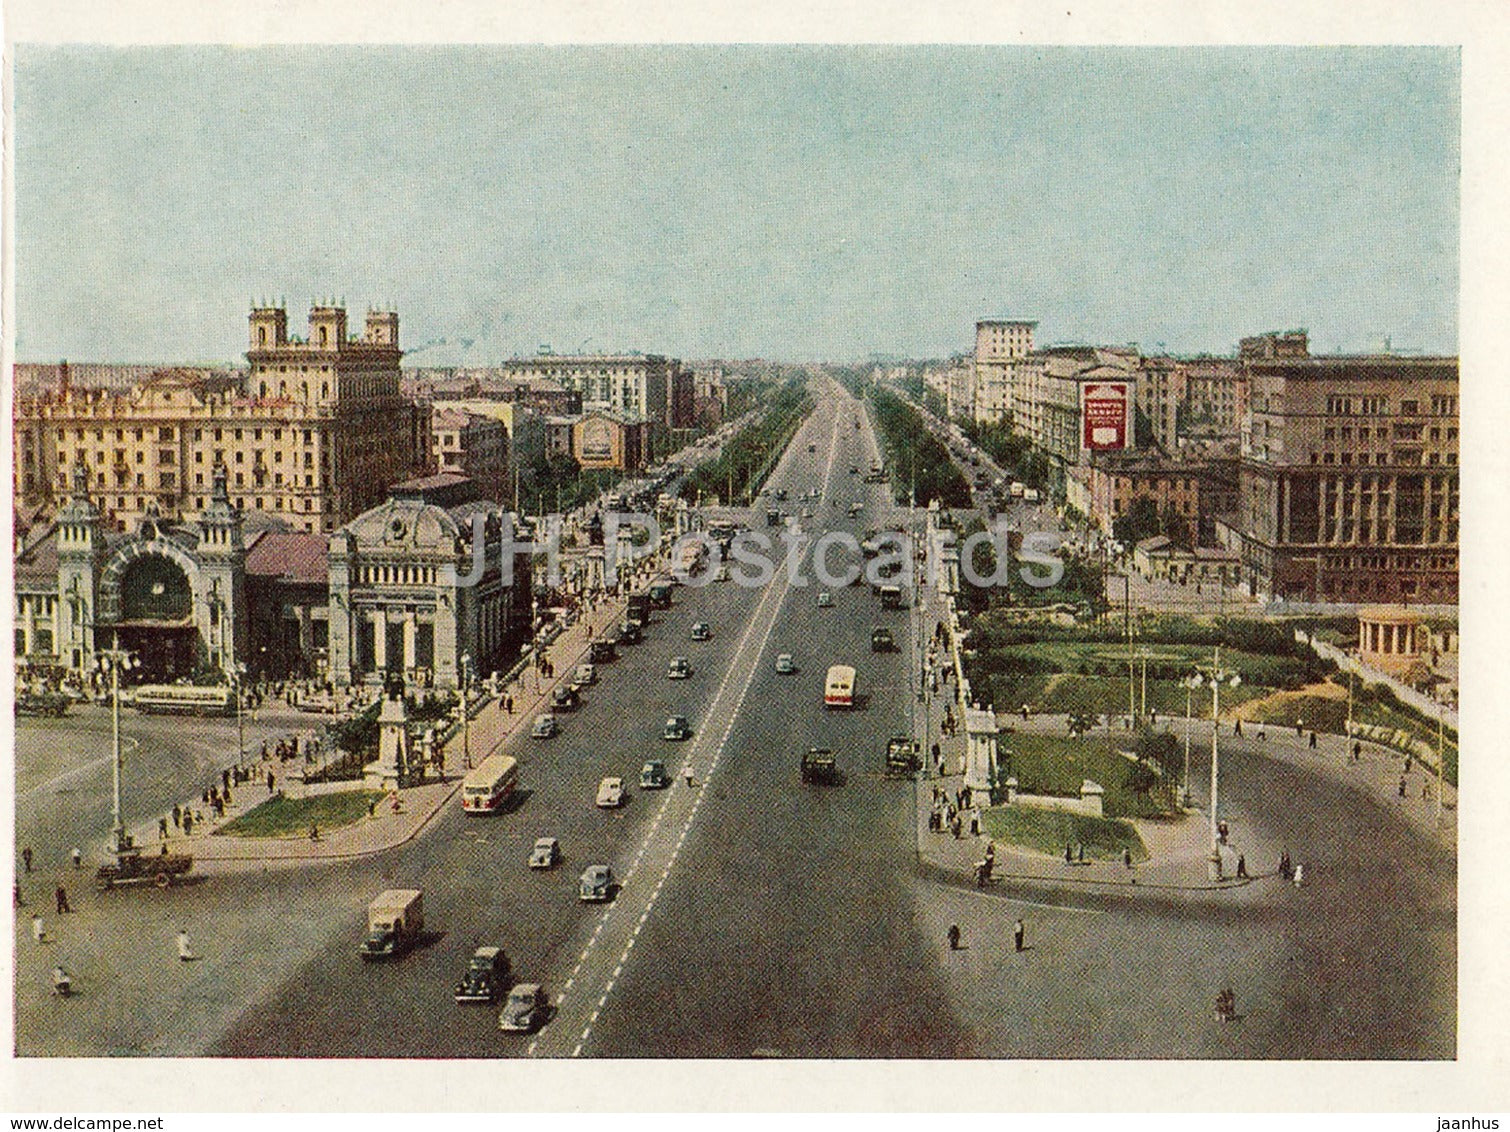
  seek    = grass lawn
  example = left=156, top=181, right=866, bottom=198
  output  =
left=217, top=789, right=387, bottom=838
left=981, top=805, right=1147, bottom=861
left=994, top=730, right=1178, bottom=818
left=984, top=671, right=1267, bottom=723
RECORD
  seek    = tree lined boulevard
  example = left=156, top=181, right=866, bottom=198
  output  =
left=14, top=381, right=1455, bottom=1060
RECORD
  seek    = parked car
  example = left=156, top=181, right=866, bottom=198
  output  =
left=530, top=714, right=558, bottom=739
left=618, top=620, right=643, bottom=644
left=498, top=983, right=550, bottom=1033
left=662, top=715, right=693, bottom=741
left=528, top=837, right=560, bottom=869
left=595, top=777, right=625, bottom=808
left=640, top=759, right=671, bottom=789
left=774, top=653, right=796, bottom=674
left=667, top=656, right=693, bottom=680
left=454, top=946, right=511, bottom=1004
left=817, top=592, right=834, bottom=608
left=551, top=686, right=579, bottom=711
left=690, top=621, right=712, bottom=641
left=573, top=663, right=597, bottom=688
left=579, top=864, right=615, bottom=903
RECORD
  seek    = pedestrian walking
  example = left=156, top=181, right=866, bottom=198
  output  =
left=267, top=771, right=276, bottom=794
left=683, top=765, right=696, bottom=788
left=309, top=824, right=320, bottom=842
left=14, top=881, right=23, bottom=908
left=1398, top=777, right=1408, bottom=798
left=172, top=803, right=183, bottom=829
left=158, top=817, right=169, bottom=840
left=1309, top=730, right=1317, bottom=749
left=222, top=769, right=231, bottom=793
left=947, top=923, right=961, bottom=951
left=1234, top=718, right=1242, bottom=737
left=181, top=811, right=194, bottom=836
left=1123, top=847, right=1133, bottom=869
left=21, top=846, right=33, bottom=873
left=1352, top=740, right=1362, bottom=762
left=1077, top=843, right=1085, bottom=864
left=32, top=914, right=46, bottom=944
left=176, top=930, right=199, bottom=961
left=1422, top=780, right=1430, bottom=800
left=1236, top=854, right=1248, bottom=879
left=1295, top=719, right=1304, bottom=737
left=54, top=885, right=71, bottom=914
left=71, top=847, right=82, bottom=869
left=1292, top=863, right=1304, bottom=888
left=1065, top=843, right=1074, bottom=864
left=1013, top=918, right=1025, bottom=952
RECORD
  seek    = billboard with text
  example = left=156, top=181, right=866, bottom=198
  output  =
left=1081, top=381, right=1130, bottom=450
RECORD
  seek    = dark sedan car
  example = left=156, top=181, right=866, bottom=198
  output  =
left=454, top=946, right=511, bottom=1004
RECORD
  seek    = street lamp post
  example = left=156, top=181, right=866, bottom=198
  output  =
left=1190, top=646, right=1240, bottom=880
left=1181, top=674, right=1198, bottom=807
left=459, top=653, right=473, bottom=771
left=96, top=637, right=139, bottom=858
left=234, top=662, right=247, bottom=767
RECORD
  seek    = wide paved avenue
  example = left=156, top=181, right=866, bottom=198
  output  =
left=15, top=380, right=1455, bottom=1060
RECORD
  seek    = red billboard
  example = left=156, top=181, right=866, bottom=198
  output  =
left=1081, top=381, right=1130, bottom=450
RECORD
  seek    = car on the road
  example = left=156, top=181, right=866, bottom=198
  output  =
left=667, top=656, right=693, bottom=680
left=579, top=864, right=615, bottom=902
left=14, top=691, right=69, bottom=718
left=871, top=627, right=896, bottom=652
left=774, top=653, right=796, bottom=674
left=690, top=621, right=712, bottom=641
left=618, top=620, right=643, bottom=644
left=662, top=714, right=693, bottom=741
left=454, top=946, right=511, bottom=1004
left=808, top=442, right=817, bottom=453
left=498, top=983, right=550, bottom=1032
left=713, top=565, right=731, bottom=582
left=816, top=591, right=833, bottom=608
left=573, top=663, right=597, bottom=688
left=528, top=837, right=561, bottom=869
left=848, top=503, right=862, bottom=516
left=849, top=465, right=859, bottom=475
left=551, top=686, right=579, bottom=711
left=639, top=759, right=671, bottom=789
left=595, top=777, right=625, bottom=808
left=530, top=714, right=558, bottom=739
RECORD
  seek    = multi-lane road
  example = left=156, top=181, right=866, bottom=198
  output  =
left=14, top=379, right=1455, bottom=1059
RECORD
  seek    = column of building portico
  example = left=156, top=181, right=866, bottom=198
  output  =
left=402, top=612, right=417, bottom=675
left=372, top=611, right=386, bottom=672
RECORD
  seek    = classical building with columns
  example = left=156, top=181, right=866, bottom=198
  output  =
left=325, top=477, right=533, bottom=690
left=1221, top=342, right=1458, bottom=603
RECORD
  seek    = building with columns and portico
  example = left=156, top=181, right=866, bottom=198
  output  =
left=325, top=476, right=533, bottom=691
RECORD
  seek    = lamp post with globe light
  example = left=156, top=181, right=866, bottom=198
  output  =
left=1189, top=647, right=1240, bottom=880
left=95, top=637, right=140, bottom=857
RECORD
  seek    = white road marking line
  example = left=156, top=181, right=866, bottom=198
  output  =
left=545, top=412, right=819, bottom=1056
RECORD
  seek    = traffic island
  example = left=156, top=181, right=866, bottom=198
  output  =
left=980, top=805, right=1146, bottom=863
left=215, top=789, right=388, bottom=839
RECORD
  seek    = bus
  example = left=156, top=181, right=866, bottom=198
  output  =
left=461, top=753, right=519, bottom=814
left=130, top=684, right=235, bottom=716
left=824, top=665, right=856, bottom=709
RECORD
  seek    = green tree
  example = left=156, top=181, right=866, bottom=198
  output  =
left=1161, top=504, right=1191, bottom=549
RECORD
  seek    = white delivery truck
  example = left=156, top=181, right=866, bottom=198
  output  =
left=359, top=889, right=424, bottom=960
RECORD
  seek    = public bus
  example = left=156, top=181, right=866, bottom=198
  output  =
left=130, top=683, right=235, bottom=716
left=461, top=753, right=519, bottom=814
left=824, top=665, right=856, bottom=709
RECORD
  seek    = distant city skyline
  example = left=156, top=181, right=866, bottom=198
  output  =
left=13, top=45, right=1458, bottom=365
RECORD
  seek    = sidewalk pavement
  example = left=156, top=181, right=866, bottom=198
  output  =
left=112, top=586, right=637, bottom=877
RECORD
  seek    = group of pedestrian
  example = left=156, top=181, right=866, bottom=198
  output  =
left=946, top=917, right=1027, bottom=954
left=1278, top=851, right=1304, bottom=888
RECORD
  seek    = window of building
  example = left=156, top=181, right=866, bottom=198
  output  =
left=135, top=451, right=144, bottom=464
left=1401, top=400, right=1419, bottom=415
left=235, top=472, right=244, bottom=486
left=1323, top=453, right=1334, bottom=464
left=214, top=428, right=222, bottom=441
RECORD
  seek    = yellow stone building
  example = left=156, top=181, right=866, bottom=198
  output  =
left=14, top=303, right=422, bottom=535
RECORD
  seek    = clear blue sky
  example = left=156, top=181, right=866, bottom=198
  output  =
left=12, top=45, right=1459, bottom=364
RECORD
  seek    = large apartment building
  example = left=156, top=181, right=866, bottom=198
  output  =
left=493, top=353, right=690, bottom=429
left=1220, top=341, right=1458, bottom=603
left=973, top=319, right=1036, bottom=424
left=16, top=303, right=423, bottom=534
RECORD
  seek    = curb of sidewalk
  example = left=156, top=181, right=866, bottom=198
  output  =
left=917, top=857, right=1259, bottom=897
left=184, top=584, right=644, bottom=869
